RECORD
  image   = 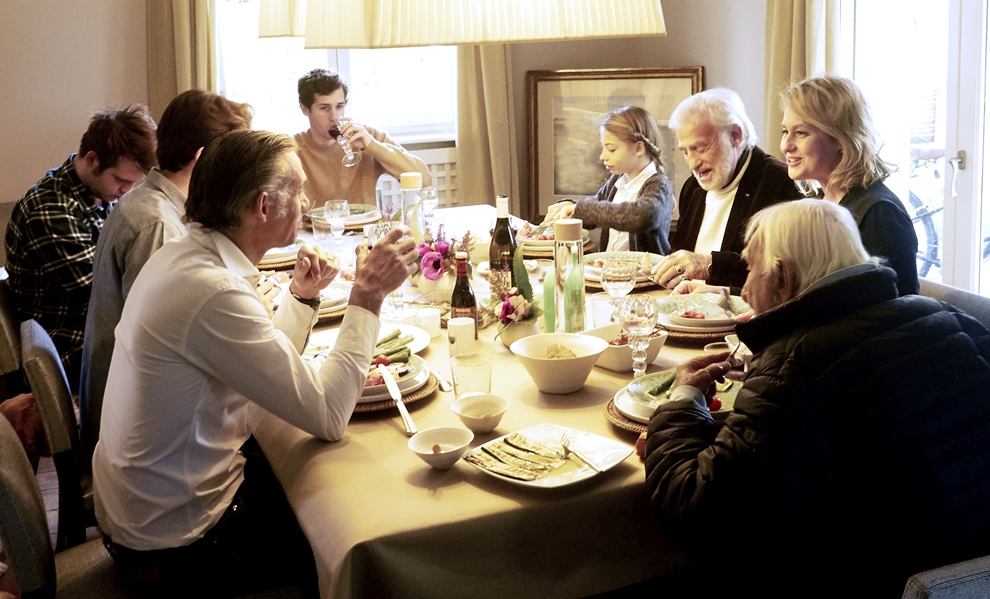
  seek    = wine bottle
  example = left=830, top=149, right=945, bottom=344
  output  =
left=450, top=251, right=478, bottom=338
left=488, top=194, right=517, bottom=302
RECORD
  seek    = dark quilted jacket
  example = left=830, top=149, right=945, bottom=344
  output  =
left=572, top=172, right=673, bottom=255
left=644, top=267, right=990, bottom=596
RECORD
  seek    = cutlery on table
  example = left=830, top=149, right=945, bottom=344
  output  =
left=704, top=289, right=736, bottom=319
left=559, top=431, right=602, bottom=474
left=378, top=364, right=417, bottom=436
left=432, top=370, right=453, bottom=392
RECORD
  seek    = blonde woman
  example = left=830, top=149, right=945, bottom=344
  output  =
left=781, top=75, right=919, bottom=295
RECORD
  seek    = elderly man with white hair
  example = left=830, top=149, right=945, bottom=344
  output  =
left=651, top=88, right=802, bottom=291
left=643, top=199, right=990, bottom=597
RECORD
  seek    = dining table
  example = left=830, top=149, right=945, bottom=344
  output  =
left=253, top=205, right=722, bottom=598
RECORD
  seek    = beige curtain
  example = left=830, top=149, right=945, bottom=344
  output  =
left=763, top=0, right=841, bottom=159
left=147, top=0, right=216, bottom=120
left=457, top=45, right=521, bottom=214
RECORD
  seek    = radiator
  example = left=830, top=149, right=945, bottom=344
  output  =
left=378, top=146, right=459, bottom=207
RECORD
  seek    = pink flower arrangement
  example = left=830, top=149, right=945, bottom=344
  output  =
left=499, top=288, right=534, bottom=324
left=415, top=225, right=472, bottom=281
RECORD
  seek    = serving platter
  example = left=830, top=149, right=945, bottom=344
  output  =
left=462, top=422, right=633, bottom=488
left=306, top=324, right=431, bottom=357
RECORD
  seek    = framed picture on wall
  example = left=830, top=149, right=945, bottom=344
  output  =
left=526, top=67, right=704, bottom=219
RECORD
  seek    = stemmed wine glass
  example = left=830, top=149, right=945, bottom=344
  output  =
left=600, top=259, right=637, bottom=321
left=366, top=222, right=414, bottom=320
left=330, top=120, right=362, bottom=167
left=619, top=296, right=658, bottom=379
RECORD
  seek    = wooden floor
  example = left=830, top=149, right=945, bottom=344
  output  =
left=37, top=456, right=60, bottom=547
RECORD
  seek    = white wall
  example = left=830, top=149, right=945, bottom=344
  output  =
left=0, top=0, right=148, bottom=207
left=509, top=0, right=767, bottom=216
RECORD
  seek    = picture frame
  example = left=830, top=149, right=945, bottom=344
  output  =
left=526, top=67, right=704, bottom=219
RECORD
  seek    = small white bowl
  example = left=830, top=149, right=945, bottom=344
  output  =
left=510, top=332, right=608, bottom=394
left=408, top=427, right=474, bottom=470
left=451, top=393, right=509, bottom=434
left=580, top=323, right=668, bottom=373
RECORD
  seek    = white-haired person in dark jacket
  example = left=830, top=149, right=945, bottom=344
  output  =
left=644, top=199, right=990, bottom=597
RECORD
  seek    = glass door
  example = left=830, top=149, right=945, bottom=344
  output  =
left=851, top=0, right=987, bottom=292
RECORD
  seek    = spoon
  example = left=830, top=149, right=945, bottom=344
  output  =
left=433, top=370, right=453, bottom=392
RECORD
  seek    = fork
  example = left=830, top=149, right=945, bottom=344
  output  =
left=703, top=289, right=735, bottom=318
left=559, top=431, right=603, bottom=474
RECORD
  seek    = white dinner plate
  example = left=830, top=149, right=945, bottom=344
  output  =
left=359, top=355, right=428, bottom=402
left=583, top=251, right=662, bottom=282
left=306, top=324, right=430, bottom=356
left=319, top=280, right=352, bottom=310
left=462, top=423, right=633, bottom=488
left=476, top=260, right=540, bottom=278
left=618, top=369, right=741, bottom=420
left=261, top=239, right=304, bottom=264
left=655, top=294, right=750, bottom=328
left=516, top=229, right=590, bottom=248
left=655, top=318, right=738, bottom=334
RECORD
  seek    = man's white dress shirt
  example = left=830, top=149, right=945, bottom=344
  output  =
left=92, top=223, right=379, bottom=551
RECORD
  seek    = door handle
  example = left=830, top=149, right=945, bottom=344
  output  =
left=948, top=150, right=966, bottom=198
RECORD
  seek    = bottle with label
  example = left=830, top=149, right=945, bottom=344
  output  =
left=488, top=194, right=517, bottom=301
left=450, top=251, right=478, bottom=338
left=554, top=219, right=586, bottom=333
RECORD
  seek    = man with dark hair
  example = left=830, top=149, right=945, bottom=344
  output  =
left=92, top=129, right=420, bottom=594
left=79, top=90, right=253, bottom=459
left=295, top=67, right=430, bottom=204
left=5, top=104, right=157, bottom=388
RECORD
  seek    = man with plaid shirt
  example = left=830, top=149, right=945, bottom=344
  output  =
left=5, top=105, right=157, bottom=389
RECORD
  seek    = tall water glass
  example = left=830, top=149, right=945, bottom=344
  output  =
left=619, top=296, right=658, bottom=378
left=421, top=186, right=439, bottom=234
left=600, top=259, right=636, bottom=321
left=367, top=222, right=412, bottom=320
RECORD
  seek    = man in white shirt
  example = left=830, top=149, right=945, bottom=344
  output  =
left=92, top=129, right=419, bottom=594
left=651, top=89, right=801, bottom=291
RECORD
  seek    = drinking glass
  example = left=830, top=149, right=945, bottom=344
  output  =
left=330, top=120, right=362, bottom=167
left=324, top=199, right=349, bottom=238
left=366, top=222, right=413, bottom=320
left=377, top=187, right=400, bottom=222
left=619, top=296, right=658, bottom=379
left=421, top=186, right=439, bottom=234
left=600, top=259, right=637, bottom=321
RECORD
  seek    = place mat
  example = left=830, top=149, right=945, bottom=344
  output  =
left=660, top=327, right=732, bottom=345
left=317, top=304, right=348, bottom=325
left=604, top=399, right=646, bottom=435
left=258, top=258, right=297, bottom=271
left=352, top=373, right=439, bottom=413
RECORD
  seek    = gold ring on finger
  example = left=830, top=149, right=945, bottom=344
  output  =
left=675, top=265, right=683, bottom=274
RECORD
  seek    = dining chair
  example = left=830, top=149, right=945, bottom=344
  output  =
left=20, top=319, right=94, bottom=551
left=0, top=279, right=27, bottom=396
left=903, top=555, right=990, bottom=598
left=919, top=279, right=990, bottom=331
left=0, top=413, right=134, bottom=598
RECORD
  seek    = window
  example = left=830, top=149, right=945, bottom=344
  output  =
left=215, top=0, right=457, bottom=144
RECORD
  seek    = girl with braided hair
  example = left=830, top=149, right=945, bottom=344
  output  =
left=543, top=105, right=674, bottom=254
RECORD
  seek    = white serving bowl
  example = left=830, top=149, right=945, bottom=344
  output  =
left=408, top=427, right=474, bottom=470
left=450, top=393, right=509, bottom=434
left=580, top=322, right=668, bottom=373
left=510, top=333, right=608, bottom=394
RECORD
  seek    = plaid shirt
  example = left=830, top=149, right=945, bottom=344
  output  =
left=5, top=155, right=105, bottom=381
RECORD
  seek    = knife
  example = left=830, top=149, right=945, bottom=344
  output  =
left=377, top=364, right=417, bottom=436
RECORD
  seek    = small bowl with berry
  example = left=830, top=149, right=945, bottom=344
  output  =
left=580, top=322, right=668, bottom=373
